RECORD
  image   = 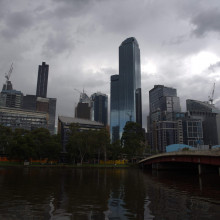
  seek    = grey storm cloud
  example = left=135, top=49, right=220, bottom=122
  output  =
left=191, top=8, right=220, bottom=36
left=43, top=32, right=75, bottom=56
left=208, top=61, right=220, bottom=72
left=1, top=11, right=34, bottom=39
left=1, top=0, right=220, bottom=128
left=51, top=0, right=95, bottom=19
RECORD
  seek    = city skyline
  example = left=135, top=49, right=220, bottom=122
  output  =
left=0, top=0, right=220, bottom=129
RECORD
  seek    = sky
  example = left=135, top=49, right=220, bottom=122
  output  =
left=0, top=0, right=220, bottom=129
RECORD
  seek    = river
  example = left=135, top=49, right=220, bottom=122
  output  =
left=0, top=167, right=219, bottom=219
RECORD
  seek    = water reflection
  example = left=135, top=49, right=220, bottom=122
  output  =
left=0, top=167, right=219, bottom=219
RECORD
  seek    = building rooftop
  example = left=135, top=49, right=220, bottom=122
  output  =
left=1, top=89, right=23, bottom=94
left=111, top=75, right=119, bottom=81
left=187, top=99, right=220, bottom=113
left=120, top=37, right=139, bottom=47
left=58, top=116, right=104, bottom=126
left=0, top=106, right=47, bottom=117
left=149, top=85, right=176, bottom=93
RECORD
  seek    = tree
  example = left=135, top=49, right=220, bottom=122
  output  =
left=43, top=134, right=62, bottom=161
left=8, top=129, right=34, bottom=161
left=66, top=123, right=93, bottom=164
left=30, top=128, right=61, bottom=161
left=121, top=121, right=144, bottom=163
left=96, top=128, right=110, bottom=163
left=0, top=125, right=13, bottom=154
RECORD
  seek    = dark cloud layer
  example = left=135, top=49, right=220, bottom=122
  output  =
left=208, top=61, right=220, bottom=72
left=1, top=11, right=34, bottom=39
left=192, top=8, right=220, bottom=36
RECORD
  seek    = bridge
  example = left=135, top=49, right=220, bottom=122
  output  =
left=138, top=149, right=220, bottom=175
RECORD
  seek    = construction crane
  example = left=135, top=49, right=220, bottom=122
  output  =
left=74, top=88, right=82, bottom=94
left=208, top=82, right=215, bottom=105
left=74, top=88, right=91, bottom=103
left=5, top=63, right=13, bottom=82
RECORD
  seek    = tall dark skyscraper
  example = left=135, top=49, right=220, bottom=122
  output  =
left=110, top=75, right=120, bottom=141
left=91, top=92, right=108, bottom=126
left=36, top=62, right=49, bottom=98
left=110, top=37, right=142, bottom=142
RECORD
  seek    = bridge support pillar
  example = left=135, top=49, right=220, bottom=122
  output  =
left=152, top=163, right=159, bottom=170
left=198, top=164, right=202, bottom=175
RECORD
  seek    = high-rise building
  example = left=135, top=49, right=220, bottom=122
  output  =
left=110, top=37, right=142, bottom=142
left=35, top=97, right=57, bottom=134
left=75, top=103, right=91, bottom=120
left=75, top=92, right=91, bottom=120
left=48, top=98, right=57, bottom=134
left=110, top=75, right=120, bottom=141
left=0, top=90, right=23, bottom=109
left=91, top=92, right=108, bottom=126
left=149, top=85, right=181, bottom=120
left=186, top=99, right=220, bottom=145
left=148, top=85, right=181, bottom=151
left=36, top=62, right=49, bottom=98
left=0, top=81, right=23, bottom=109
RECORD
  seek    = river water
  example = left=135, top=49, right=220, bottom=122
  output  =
left=0, top=167, right=219, bottom=220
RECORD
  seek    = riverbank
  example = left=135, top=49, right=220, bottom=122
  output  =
left=0, top=161, right=133, bottom=168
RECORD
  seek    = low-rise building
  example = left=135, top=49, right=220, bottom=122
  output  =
left=0, top=106, right=48, bottom=130
left=58, top=116, right=105, bottom=152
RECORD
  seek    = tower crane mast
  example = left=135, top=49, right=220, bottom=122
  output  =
left=208, top=83, right=215, bottom=105
left=5, top=63, right=13, bottom=82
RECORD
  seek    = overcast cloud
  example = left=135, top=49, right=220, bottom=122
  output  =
left=0, top=0, right=220, bottom=129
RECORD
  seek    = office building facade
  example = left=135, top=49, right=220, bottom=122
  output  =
left=23, top=95, right=37, bottom=111
left=0, top=90, right=23, bottom=109
left=35, top=97, right=56, bottom=134
left=75, top=91, right=92, bottom=120
left=110, top=37, right=142, bottom=142
left=36, top=62, right=49, bottom=98
left=149, top=85, right=181, bottom=121
left=148, top=85, right=181, bottom=150
left=0, top=80, right=23, bottom=109
left=91, top=92, right=108, bottom=126
left=110, top=75, right=120, bottom=141
left=75, top=103, right=91, bottom=120
left=0, top=106, right=48, bottom=131
left=186, top=99, right=220, bottom=145
left=151, top=113, right=204, bottom=152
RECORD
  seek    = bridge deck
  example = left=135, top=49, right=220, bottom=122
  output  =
left=138, top=149, right=220, bottom=165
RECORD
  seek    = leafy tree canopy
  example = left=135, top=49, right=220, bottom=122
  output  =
left=121, top=121, right=144, bottom=160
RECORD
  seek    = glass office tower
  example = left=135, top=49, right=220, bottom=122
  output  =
left=110, top=75, right=120, bottom=141
left=110, top=37, right=142, bottom=142
left=91, top=92, right=108, bottom=126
